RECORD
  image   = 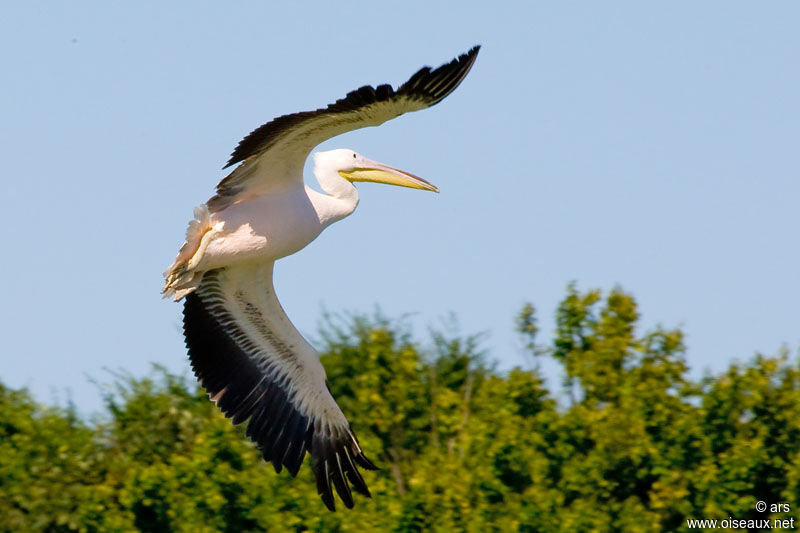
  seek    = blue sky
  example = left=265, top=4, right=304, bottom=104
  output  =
left=2, top=2, right=799, bottom=412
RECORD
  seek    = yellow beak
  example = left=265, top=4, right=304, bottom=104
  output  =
left=339, top=159, right=439, bottom=193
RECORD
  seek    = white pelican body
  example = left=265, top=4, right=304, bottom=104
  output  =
left=162, top=47, right=479, bottom=511
left=193, top=151, right=370, bottom=273
left=198, top=185, right=339, bottom=272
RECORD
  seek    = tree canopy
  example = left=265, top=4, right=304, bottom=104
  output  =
left=2, top=286, right=798, bottom=531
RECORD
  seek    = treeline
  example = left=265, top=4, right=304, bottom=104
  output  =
left=2, top=286, right=799, bottom=532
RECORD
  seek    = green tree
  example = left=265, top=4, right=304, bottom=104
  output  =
left=1, top=286, right=798, bottom=531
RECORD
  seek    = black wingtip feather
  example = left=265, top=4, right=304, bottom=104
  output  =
left=342, top=447, right=371, bottom=498
left=354, top=452, right=378, bottom=471
left=314, top=457, right=336, bottom=512
left=331, top=451, right=354, bottom=509
left=308, top=426, right=378, bottom=510
left=398, top=44, right=480, bottom=106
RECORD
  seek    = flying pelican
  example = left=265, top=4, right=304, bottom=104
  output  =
left=162, top=46, right=479, bottom=511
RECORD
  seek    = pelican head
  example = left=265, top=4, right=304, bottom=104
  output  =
left=314, top=148, right=439, bottom=193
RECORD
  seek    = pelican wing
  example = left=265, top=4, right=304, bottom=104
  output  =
left=207, top=46, right=480, bottom=211
left=183, top=263, right=376, bottom=511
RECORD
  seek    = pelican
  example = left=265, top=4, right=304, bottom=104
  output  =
left=162, top=46, right=479, bottom=511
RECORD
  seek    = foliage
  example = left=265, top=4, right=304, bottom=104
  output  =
left=2, top=286, right=799, bottom=531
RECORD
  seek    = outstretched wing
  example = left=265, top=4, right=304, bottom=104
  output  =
left=207, top=46, right=480, bottom=211
left=183, top=263, right=376, bottom=511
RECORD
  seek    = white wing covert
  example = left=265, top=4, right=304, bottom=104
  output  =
left=183, top=263, right=376, bottom=510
